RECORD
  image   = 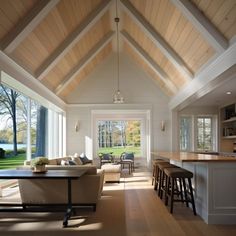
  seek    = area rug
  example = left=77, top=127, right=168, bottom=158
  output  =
left=0, top=185, right=127, bottom=236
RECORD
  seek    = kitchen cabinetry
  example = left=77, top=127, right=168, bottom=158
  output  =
left=220, top=103, right=236, bottom=152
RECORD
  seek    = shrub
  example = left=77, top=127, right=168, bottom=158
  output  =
left=0, top=148, right=5, bottom=158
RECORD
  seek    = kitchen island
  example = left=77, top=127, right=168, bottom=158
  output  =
left=152, top=152, right=236, bottom=224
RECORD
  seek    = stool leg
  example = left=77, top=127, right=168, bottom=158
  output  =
left=154, top=167, right=159, bottom=190
left=165, top=176, right=170, bottom=206
left=188, top=178, right=196, bottom=215
left=158, top=170, right=163, bottom=197
left=152, top=165, right=155, bottom=185
left=160, top=171, right=165, bottom=199
left=170, top=178, right=174, bottom=213
left=178, top=178, right=184, bottom=202
left=182, top=178, right=189, bottom=207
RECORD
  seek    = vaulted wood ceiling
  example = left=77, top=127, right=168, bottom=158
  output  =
left=0, top=0, right=235, bottom=101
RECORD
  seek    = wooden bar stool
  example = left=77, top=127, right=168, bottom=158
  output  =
left=157, top=162, right=177, bottom=198
left=164, top=167, right=196, bottom=215
left=152, top=159, right=168, bottom=189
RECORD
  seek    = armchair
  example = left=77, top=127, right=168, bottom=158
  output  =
left=99, top=152, right=114, bottom=167
left=120, top=152, right=135, bottom=173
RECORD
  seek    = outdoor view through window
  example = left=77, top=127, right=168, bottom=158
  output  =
left=97, top=120, right=141, bottom=157
left=0, top=84, right=47, bottom=169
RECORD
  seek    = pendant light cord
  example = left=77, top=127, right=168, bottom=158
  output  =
left=115, top=0, right=120, bottom=91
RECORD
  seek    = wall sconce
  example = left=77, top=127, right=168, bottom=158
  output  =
left=75, top=121, right=80, bottom=132
left=161, top=120, right=165, bottom=132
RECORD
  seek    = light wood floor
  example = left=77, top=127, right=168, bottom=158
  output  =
left=124, top=169, right=236, bottom=236
left=0, top=168, right=236, bottom=235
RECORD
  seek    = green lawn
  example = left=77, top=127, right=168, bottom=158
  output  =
left=0, top=154, right=26, bottom=170
left=98, top=146, right=141, bottom=157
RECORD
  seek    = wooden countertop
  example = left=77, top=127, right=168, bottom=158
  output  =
left=151, top=152, right=236, bottom=162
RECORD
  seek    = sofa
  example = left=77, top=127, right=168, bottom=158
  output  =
left=18, top=156, right=104, bottom=211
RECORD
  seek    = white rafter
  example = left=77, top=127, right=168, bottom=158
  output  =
left=36, top=0, right=112, bottom=81
left=1, top=0, right=60, bottom=54
left=121, top=30, right=178, bottom=94
left=55, top=31, right=114, bottom=95
left=171, top=0, right=228, bottom=53
left=120, top=0, right=193, bottom=80
left=169, top=42, right=236, bottom=110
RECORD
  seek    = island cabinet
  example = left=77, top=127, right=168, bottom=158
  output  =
left=152, top=152, right=236, bottom=225
left=220, top=102, right=236, bottom=153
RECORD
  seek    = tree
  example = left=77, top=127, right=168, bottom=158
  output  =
left=0, top=85, right=20, bottom=155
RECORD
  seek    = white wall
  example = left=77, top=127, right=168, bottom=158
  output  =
left=65, top=53, right=172, bottom=162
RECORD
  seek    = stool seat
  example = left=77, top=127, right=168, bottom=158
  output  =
left=164, top=168, right=193, bottom=178
left=157, top=163, right=176, bottom=170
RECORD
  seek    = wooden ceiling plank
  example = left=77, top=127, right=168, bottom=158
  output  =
left=121, top=30, right=178, bottom=94
left=55, top=31, right=114, bottom=95
left=2, top=0, right=60, bottom=54
left=36, top=0, right=112, bottom=80
left=120, top=0, right=193, bottom=80
left=171, top=0, right=228, bottom=53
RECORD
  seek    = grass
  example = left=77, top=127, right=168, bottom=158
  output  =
left=0, top=154, right=26, bottom=170
left=98, top=146, right=141, bottom=157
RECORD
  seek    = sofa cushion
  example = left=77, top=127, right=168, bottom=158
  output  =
left=48, top=159, right=58, bottom=165
left=46, top=165, right=97, bottom=175
left=72, top=157, right=83, bottom=165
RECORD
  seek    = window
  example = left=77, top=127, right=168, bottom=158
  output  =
left=179, top=115, right=217, bottom=152
left=179, top=116, right=192, bottom=151
left=196, top=117, right=212, bottom=151
left=0, top=82, right=65, bottom=161
left=97, top=120, right=141, bottom=156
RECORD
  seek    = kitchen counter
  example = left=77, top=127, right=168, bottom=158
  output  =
left=151, top=151, right=236, bottom=162
left=152, top=152, right=236, bottom=225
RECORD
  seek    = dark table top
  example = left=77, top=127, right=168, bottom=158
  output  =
left=0, top=169, right=87, bottom=179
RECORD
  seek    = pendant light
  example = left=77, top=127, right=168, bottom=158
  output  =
left=113, top=0, right=124, bottom=104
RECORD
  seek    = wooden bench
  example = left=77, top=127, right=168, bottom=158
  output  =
left=0, top=179, right=18, bottom=197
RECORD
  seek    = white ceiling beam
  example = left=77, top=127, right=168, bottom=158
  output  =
left=121, top=30, right=178, bottom=94
left=1, top=0, right=60, bottom=54
left=55, top=31, right=114, bottom=95
left=169, top=42, right=236, bottom=110
left=36, top=0, right=112, bottom=80
left=120, top=0, right=193, bottom=80
left=171, top=0, right=228, bottom=53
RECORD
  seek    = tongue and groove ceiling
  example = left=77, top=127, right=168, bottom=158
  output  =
left=0, top=0, right=235, bottom=101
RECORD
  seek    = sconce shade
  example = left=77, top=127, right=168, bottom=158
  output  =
left=161, top=120, right=165, bottom=131
left=75, top=121, right=80, bottom=132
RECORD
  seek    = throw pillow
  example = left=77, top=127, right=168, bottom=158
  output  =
left=61, top=160, right=69, bottom=166
left=68, top=160, right=77, bottom=165
left=79, top=154, right=92, bottom=165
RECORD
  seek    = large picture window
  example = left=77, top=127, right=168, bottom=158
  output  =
left=97, top=120, right=141, bottom=156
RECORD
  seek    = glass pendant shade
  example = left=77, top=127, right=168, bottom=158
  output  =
left=113, top=89, right=124, bottom=104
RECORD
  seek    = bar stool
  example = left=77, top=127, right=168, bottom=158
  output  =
left=157, top=162, right=177, bottom=198
left=164, top=167, right=196, bottom=215
left=152, top=159, right=168, bottom=188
